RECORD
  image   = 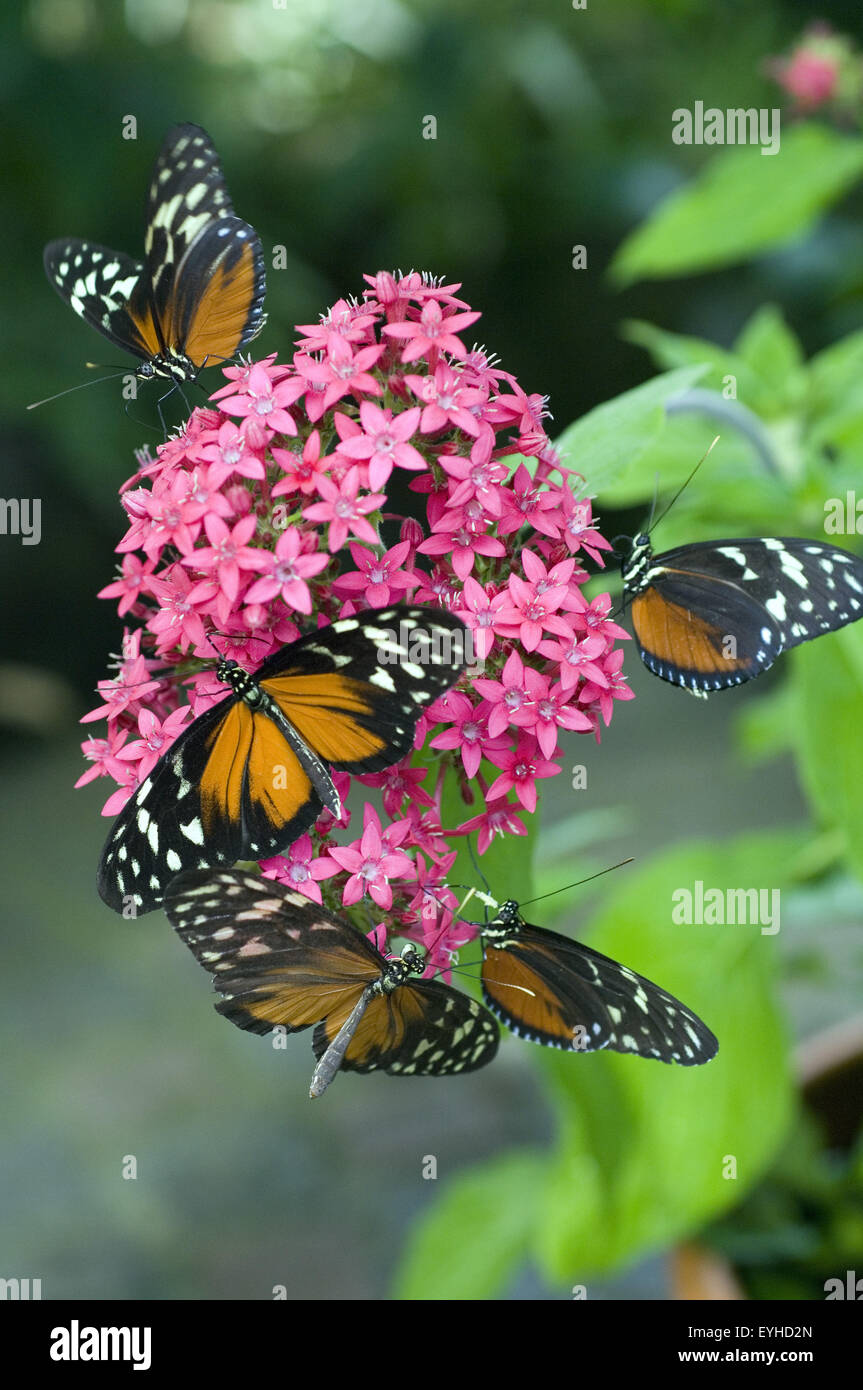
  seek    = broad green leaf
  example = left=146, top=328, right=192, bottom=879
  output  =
left=393, top=1151, right=546, bottom=1300
left=734, top=681, right=797, bottom=765
left=733, top=305, right=807, bottom=411
left=623, top=319, right=766, bottom=413
left=611, top=125, right=863, bottom=284
left=807, top=329, right=863, bottom=457
left=594, top=411, right=789, bottom=521
left=792, top=625, right=863, bottom=883
left=552, top=364, right=708, bottom=494
left=530, top=832, right=802, bottom=1280
left=809, top=328, right=863, bottom=415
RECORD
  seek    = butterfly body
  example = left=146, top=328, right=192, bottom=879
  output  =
left=469, top=896, right=717, bottom=1064
left=44, top=124, right=266, bottom=386
left=98, top=606, right=468, bottom=915
left=620, top=532, right=863, bottom=695
left=165, top=869, right=500, bottom=1095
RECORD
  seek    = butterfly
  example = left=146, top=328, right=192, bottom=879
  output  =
left=43, top=123, right=265, bottom=387
left=98, top=606, right=469, bottom=916
left=164, top=868, right=501, bottom=1097
left=461, top=892, right=718, bottom=1064
left=618, top=533, right=863, bottom=696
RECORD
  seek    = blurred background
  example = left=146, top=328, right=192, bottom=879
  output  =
left=3, top=0, right=863, bottom=1300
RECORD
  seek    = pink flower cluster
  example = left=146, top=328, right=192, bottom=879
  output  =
left=79, top=270, right=631, bottom=973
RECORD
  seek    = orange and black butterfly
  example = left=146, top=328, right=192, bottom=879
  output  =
left=164, top=868, right=500, bottom=1097
left=463, top=893, right=717, bottom=1065
left=619, top=533, right=863, bottom=696
left=98, top=606, right=469, bottom=916
left=44, top=123, right=265, bottom=387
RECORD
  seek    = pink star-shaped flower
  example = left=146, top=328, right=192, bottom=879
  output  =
left=429, top=692, right=508, bottom=779
left=497, top=463, right=563, bottom=539
left=485, top=735, right=560, bottom=813
left=191, top=418, right=266, bottom=486
left=493, top=550, right=581, bottom=652
left=383, top=298, right=481, bottom=363
left=405, top=362, right=486, bottom=436
left=473, top=649, right=533, bottom=738
left=332, top=539, right=415, bottom=607
left=336, top=401, right=426, bottom=491
left=113, top=705, right=194, bottom=782
left=326, top=806, right=416, bottom=910
left=271, top=430, right=332, bottom=499
left=259, top=835, right=340, bottom=904
left=303, top=470, right=385, bottom=554
left=181, top=513, right=270, bottom=623
left=97, top=554, right=157, bottom=616
left=216, top=363, right=303, bottom=434
left=458, top=796, right=529, bottom=855
left=453, top=577, right=510, bottom=660
left=294, top=334, right=383, bottom=416
left=244, top=528, right=329, bottom=615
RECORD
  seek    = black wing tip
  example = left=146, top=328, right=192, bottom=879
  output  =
left=96, top=874, right=159, bottom=919
left=161, top=121, right=214, bottom=147
left=214, top=998, right=276, bottom=1035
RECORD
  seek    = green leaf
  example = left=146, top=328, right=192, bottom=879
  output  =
left=611, top=125, right=863, bottom=285
left=552, top=364, right=709, bottom=495
left=623, top=319, right=765, bottom=412
left=593, top=412, right=787, bottom=519
left=392, top=1151, right=546, bottom=1299
left=792, top=625, right=863, bottom=883
left=530, top=832, right=801, bottom=1280
left=734, top=681, right=797, bottom=766
left=807, top=329, right=863, bottom=457
left=809, top=328, right=863, bottom=415
left=733, top=305, right=806, bottom=409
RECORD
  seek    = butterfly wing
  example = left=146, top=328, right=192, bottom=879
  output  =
left=256, top=605, right=470, bottom=774
left=312, top=978, right=500, bottom=1077
left=43, top=240, right=162, bottom=363
left=164, top=868, right=382, bottom=1034
left=97, top=692, right=239, bottom=915
left=97, top=689, right=333, bottom=916
left=144, top=123, right=266, bottom=366
left=481, top=920, right=717, bottom=1065
left=630, top=567, right=780, bottom=692
left=98, top=607, right=467, bottom=916
left=630, top=537, right=863, bottom=693
left=44, top=125, right=265, bottom=376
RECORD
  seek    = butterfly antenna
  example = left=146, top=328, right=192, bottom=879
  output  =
left=641, top=472, right=661, bottom=535
left=27, top=369, right=130, bottom=411
left=649, top=435, right=720, bottom=535
left=466, top=836, right=492, bottom=896
left=122, top=399, right=161, bottom=434
left=516, top=857, right=634, bottom=911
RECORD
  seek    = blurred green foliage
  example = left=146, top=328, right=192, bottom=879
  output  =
left=704, top=1110, right=863, bottom=1300
left=612, top=125, right=863, bottom=283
